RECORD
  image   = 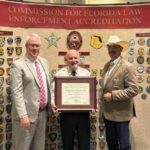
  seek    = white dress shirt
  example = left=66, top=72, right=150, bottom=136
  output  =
left=104, top=57, right=121, bottom=85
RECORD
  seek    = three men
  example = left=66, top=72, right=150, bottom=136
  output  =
left=10, top=33, right=138, bottom=150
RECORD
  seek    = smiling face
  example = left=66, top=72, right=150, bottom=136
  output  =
left=25, top=34, right=41, bottom=60
left=65, top=49, right=80, bottom=70
left=107, top=44, right=123, bottom=61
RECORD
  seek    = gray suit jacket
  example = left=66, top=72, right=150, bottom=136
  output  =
left=11, top=56, right=51, bottom=122
left=100, top=57, right=138, bottom=121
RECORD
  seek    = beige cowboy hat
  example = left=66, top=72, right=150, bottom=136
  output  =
left=106, top=35, right=129, bottom=51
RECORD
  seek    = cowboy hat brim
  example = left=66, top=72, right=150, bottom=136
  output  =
left=106, top=41, right=129, bottom=51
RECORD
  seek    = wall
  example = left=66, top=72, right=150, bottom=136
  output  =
left=0, top=1, right=150, bottom=150
left=1, top=26, right=150, bottom=150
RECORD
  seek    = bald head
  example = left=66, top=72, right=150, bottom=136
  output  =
left=65, top=49, right=80, bottom=70
left=66, top=49, right=80, bottom=58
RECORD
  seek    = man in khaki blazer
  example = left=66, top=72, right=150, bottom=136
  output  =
left=11, top=33, right=51, bottom=150
left=100, top=35, right=138, bottom=150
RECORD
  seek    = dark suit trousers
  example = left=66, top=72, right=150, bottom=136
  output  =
left=60, top=112, right=90, bottom=150
left=104, top=118, right=131, bottom=150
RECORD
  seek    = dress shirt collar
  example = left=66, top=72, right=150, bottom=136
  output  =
left=25, top=54, right=38, bottom=63
left=110, top=56, right=121, bottom=66
left=67, top=67, right=78, bottom=76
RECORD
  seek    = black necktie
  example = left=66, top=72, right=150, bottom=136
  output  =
left=71, top=70, right=76, bottom=76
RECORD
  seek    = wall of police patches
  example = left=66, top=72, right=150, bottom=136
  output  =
left=0, top=1, right=150, bottom=150
left=0, top=27, right=150, bottom=150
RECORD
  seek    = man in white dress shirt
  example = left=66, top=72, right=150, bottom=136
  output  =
left=51, top=49, right=91, bottom=150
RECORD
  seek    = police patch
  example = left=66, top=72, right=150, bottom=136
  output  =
left=7, top=47, right=14, bottom=56
left=0, top=58, right=4, bottom=66
left=7, top=37, right=13, bottom=45
left=0, top=77, right=4, bottom=86
left=0, top=37, right=5, bottom=47
left=15, top=47, right=22, bottom=56
left=90, top=34, right=103, bottom=49
left=0, top=48, right=4, bottom=56
left=7, top=58, right=13, bottom=66
left=15, top=36, right=22, bottom=46
left=67, top=31, right=82, bottom=50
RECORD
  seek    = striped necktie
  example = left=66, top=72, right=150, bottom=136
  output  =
left=35, top=61, right=47, bottom=109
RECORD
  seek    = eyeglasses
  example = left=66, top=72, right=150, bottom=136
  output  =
left=27, top=44, right=41, bottom=48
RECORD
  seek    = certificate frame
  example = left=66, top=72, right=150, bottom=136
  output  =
left=55, top=76, right=96, bottom=111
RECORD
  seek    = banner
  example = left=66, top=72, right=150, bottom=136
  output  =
left=0, top=1, right=150, bottom=29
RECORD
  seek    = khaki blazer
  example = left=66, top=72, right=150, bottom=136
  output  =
left=11, top=56, right=51, bottom=122
left=100, top=57, right=138, bottom=121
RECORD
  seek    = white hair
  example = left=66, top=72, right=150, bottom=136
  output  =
left=25, top=33, right=41, bottom=46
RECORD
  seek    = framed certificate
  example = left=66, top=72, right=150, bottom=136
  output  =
left=55, top=76, right=96, bottom=111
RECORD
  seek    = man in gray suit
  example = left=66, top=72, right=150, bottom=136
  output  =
left=100, top=35, right=138, bottom=150
left=10, top=33, right=51, bottom=150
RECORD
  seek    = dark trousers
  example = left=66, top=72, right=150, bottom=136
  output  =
left=60, top=112, right=90, bottom=150
left=104, top=118, right=131, bottom=150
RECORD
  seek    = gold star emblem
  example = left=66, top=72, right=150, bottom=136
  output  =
left=45, top=33, right=60, bottom=48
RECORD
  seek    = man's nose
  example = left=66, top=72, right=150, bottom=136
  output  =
left=71, top=58, right=76, bottom=61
